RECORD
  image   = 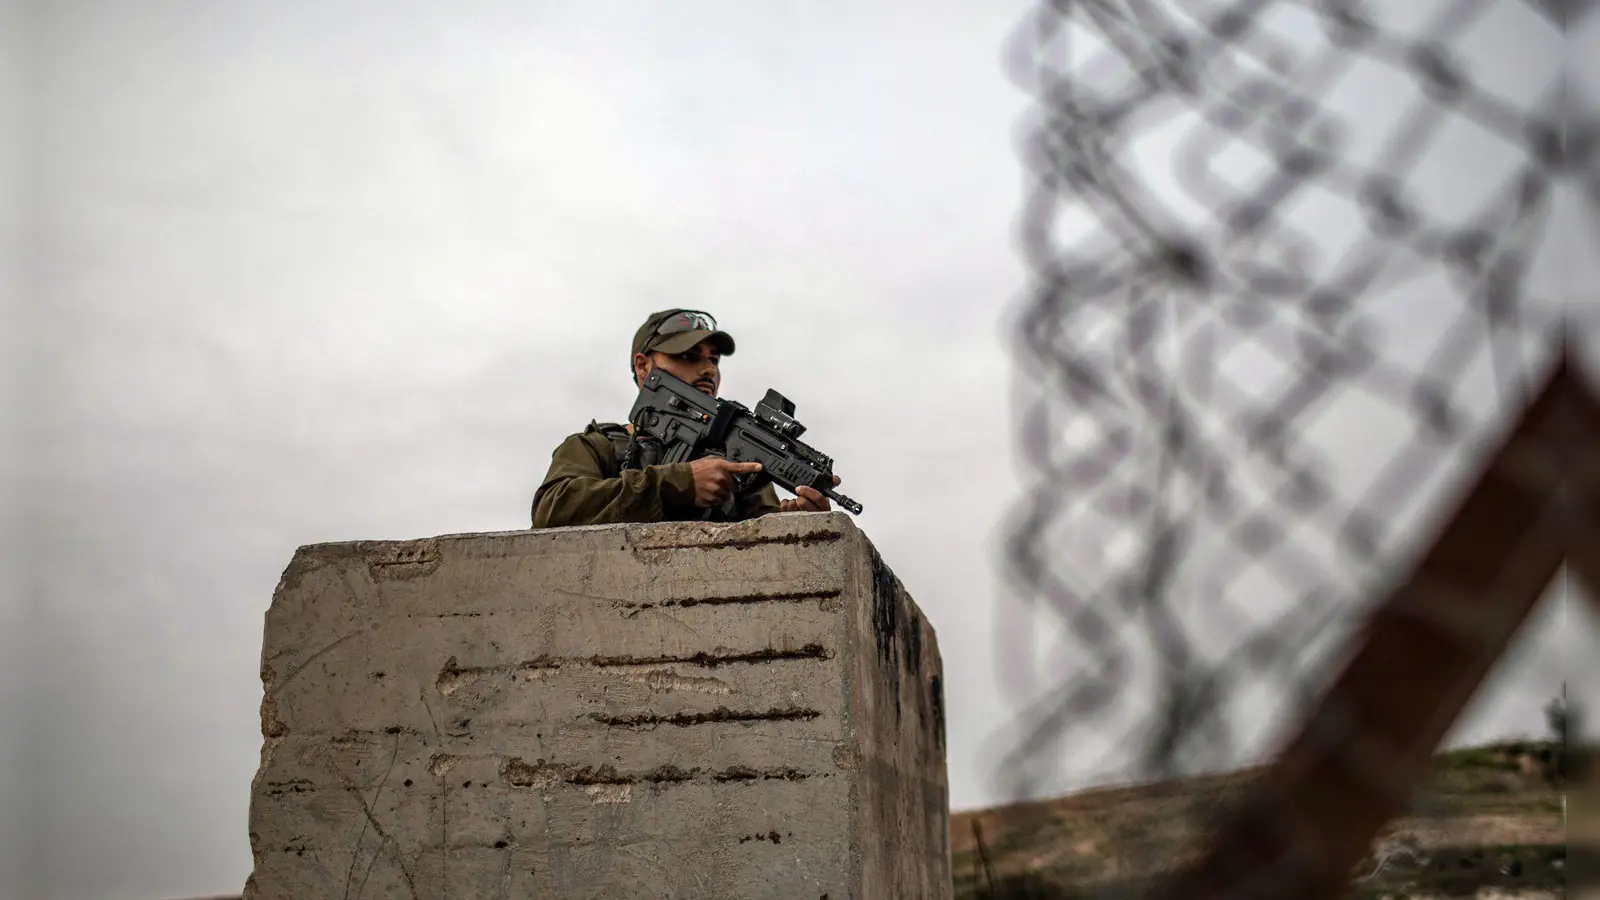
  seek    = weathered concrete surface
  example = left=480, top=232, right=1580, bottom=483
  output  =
left=244, top=511, right=949, bottom=900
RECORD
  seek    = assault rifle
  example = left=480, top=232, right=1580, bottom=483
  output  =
left=627, top=369, right=863, bottom=517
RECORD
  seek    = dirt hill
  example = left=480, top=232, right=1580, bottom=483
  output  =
left=949, top=740, right=1574, bottom=899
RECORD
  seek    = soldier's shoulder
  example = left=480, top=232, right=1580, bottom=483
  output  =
left=545, top=422, right=626, bottom=474
left=549, top=421, right=624, bottom=454
left=572, top=421, right=630, bottom=455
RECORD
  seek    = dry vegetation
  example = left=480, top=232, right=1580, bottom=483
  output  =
left=950, top=741, right=1576, bottom=899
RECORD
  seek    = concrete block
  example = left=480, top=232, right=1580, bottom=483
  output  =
left=244, top=511, right=949, bottom=900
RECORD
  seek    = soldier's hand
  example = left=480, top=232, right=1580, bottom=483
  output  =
left=690, top=458, right=764, bottom=508
left=780, top=475, right=841, bottom=513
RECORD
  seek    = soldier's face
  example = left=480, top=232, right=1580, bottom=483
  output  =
left=641, top=341, right=722, bottom=397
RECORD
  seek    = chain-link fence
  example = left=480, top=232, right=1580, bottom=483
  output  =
left=985, top=0, right=1596, bottom=896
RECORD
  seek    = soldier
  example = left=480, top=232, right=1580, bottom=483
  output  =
left=530, top=308, right=840, bottom=528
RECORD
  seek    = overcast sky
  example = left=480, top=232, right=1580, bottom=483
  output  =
left=6, top=2, right=1596, bottom=899
left=4, top=0, right=28, bottom=896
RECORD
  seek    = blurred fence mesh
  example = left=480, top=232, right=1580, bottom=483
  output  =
left=992, top=0, right=1595, bottom=895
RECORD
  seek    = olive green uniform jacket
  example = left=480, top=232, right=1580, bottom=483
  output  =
left=531, top=421, right=783, bottom=529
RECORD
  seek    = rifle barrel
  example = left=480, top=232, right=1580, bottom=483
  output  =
left=824, top=489, right=864, bottom=515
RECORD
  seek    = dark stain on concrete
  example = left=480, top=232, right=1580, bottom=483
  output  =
left=436, top=645, right=834, bottom=694
left=500, top=757, right=823, bottom=788
left=642, top=528, right=844, bottom=552
left=619, top=588, right=841, bottom=612
left=869, top=546, right=902, bottom=722
left=590, top=706, right=822, bottom=729
left=712, top=766, right=819, bottom=782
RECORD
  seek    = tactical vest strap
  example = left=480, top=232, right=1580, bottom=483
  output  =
left=592, top=424, right=660, bottom=473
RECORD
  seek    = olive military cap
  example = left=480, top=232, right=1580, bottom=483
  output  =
left=631, top=309, right=736, bottom=361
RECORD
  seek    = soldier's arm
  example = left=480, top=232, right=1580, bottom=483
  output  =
left=531, top=433, right=699, bottom=528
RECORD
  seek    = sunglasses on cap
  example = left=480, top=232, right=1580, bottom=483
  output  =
left=654, top=310, right=718, bottom=336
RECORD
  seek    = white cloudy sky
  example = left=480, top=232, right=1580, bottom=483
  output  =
left=5, top=1, right=1595, bottom=898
